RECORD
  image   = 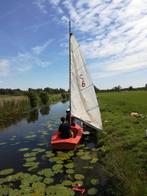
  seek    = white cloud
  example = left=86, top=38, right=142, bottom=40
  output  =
left=33, top=0, right=48, bottom=14
left=0, top=40, right=52, bottom=77
left=0, top=59, right=10, bottom=76
left=35, top=0, right=147, bottom=85
left=32, top=39, right=52, bottom=55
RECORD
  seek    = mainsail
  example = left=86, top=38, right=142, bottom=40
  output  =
left=70, top=34, right=102, bottom=130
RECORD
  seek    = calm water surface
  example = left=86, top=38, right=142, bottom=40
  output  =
left=0, top=102, right=111, bottom=195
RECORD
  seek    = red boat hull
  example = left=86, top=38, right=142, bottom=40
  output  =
left=51, top=124, right=83, bottom=150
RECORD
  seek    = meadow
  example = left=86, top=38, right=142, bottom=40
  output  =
left=97, top=90, right=147, bottom=195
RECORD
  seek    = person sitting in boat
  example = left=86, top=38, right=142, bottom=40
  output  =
left=66, top=109, right=75, bottom=126
left=66, top=108, right=70, bottom=124
left=71, top=116, right=75, bottom=126
left=58, top=117, right=72, bottom=139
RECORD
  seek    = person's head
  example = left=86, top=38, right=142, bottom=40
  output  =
left=66, top=108, right=70, bottom=113
left=60, top=117, right=65, bottom=123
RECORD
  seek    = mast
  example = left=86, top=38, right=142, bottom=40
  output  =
left=69, top=21, right=72, bottom=125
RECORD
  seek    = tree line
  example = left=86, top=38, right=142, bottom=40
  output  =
left=0, top=87, right=67, bottom=95
left=94, top=84, right=147, bottom=92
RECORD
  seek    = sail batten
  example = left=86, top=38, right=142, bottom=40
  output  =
left=70, top=34, right=102, bottom=130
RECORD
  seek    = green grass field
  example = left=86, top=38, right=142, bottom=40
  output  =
left=97, top=91, right=147, bottom=195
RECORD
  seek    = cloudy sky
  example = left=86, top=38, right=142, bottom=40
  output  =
left=0, top=0, right=147, bottom=90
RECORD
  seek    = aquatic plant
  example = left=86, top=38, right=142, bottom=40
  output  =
left=38, top=168, right=54, bottom=178
left=0, top=168, right=14, bottom=176
left=88, top=187, right=98, bottom=195
left=66, top=169, right=75, bottom=174
left=90, top=178, right=99, bottom=185
left=74, top=174, right=84, bottom=180
left=18, top=148, right=29, bottom=152
left=45, top=185, right=75, bottom=196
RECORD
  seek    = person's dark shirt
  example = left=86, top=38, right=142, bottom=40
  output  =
left=66, top=112, right=70, bottom=124
left=58, top=122, right=71, bottom=139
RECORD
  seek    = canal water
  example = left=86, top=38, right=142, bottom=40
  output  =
left=0, top=101, right=112, bottom=196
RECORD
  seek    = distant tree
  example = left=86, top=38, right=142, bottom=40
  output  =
left=113, top=85, right=122, bottom=92
left=39, top=91, right=49, bottom=105
left=27, top=92, right=39, bottom=108
left=128, top=86, right=133, bottom=91
left=145, top=84, right=147, bottom=89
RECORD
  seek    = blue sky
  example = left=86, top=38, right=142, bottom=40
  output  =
left=0, top=0, right=147, bottom=90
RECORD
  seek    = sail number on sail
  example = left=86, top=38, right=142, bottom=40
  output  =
left=80, top=74, right=86, bottom=87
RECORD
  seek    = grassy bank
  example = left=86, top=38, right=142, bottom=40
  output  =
left=97, top=91, right=147, bottom=195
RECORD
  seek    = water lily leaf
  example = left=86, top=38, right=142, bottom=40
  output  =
left=0, top=142, right=6, bottom=145
left=52, top=164, right=63, bottom=171
left=0, top=168, right=14, bottom=176
left=25, top=157, right=36, bottom=162
left=90, top=157, right=99, bottom=164
left=25, top=134, right=36, bottom=139
left=43, top=178, right=54, bottom=184
left=74, top=174, right=84, bottom=180
left=0, top=185, right=11, bottom=195
left=46, top=185, right=75, bottom=196
left=88, top=188, right=98, bottom=195
left=9, top=188, right=23, bottom=196
left=41, top=131, right=48, bottom=135
left=38, top=143, right=47, bottom=146
left=62, top=180, right=73, bottom=186
left=45, top=151, right=55, bottom=158
left=18, top=148, right=29, bottom=152
left=23, top=162, right=39, bottom=168
left=81, top=154, right=91, bottom=160
left=38, top=169, right=54, bottom=178
left=72, top=181, right=83, bottom=186
left=90, top=178, right=99, bottom=185
left=32, top=182, right=46, bottom=194
left=24, top=152, right=37, bottom=158
left=66, top=169, right=74, bottom=174
left=77, top=144, right=85, bottom=149
left=32, top=148, right=46, bottom=153
left=56, top=152, right=71, bottom=160
left=65, top=163, right=74, bottom=169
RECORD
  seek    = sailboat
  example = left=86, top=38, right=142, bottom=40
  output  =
left=51, top=23, right=102, bottom=150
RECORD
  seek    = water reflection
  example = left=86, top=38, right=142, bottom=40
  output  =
left=40, top=105, right=50, bottom=115
left=27, top=109, right=39, bottom=123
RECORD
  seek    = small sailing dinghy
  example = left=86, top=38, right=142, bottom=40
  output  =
left=51, top=23, right=102, bottom=150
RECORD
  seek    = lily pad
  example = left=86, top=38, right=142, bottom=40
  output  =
left=0, top=168, right=14, bottom=176
left=81, top=154, right=91, bottom=160
left=0, top=142, right=6, bottom=146
left=90, top=157, right=99, bottom=164
left=65, top=163, right=74, bottom=169
left=72, top=181, right=83, bottom=186
left=66, top=169, right=74, bottom=174
left=41, top=131, right=48, bottom=135
left=90, top=178, right=99, bottom=185
left=43, top=178, right=54, bottom=185
left=52, top=164, right=63, bottom=171
left=88, top=188, right=98, bottom=195
left=45, top=151, right=55, bottom=158
left=38, top=169, right=54, bottom=178
left=32, top=148, right=46, bottom=153
left=23, top=162, right=39, bottom=168
left=62, top=180, right=73, bottom=186
left=46, top=185, right=75, bottom=196
left=25, top=157, right=36, bottom=162
left=24, top=152, right=37, bottom=158
left=25, top=134, right=36, bottom=139
left=74, top=174, right=84, bottom=180
left=18, top=148, right=29, bottom=152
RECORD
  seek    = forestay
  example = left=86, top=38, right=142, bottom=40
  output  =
left=70, top=34, right=102, bottom=130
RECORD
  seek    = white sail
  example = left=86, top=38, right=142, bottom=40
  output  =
left=70, top=34, right=102, bottom=130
